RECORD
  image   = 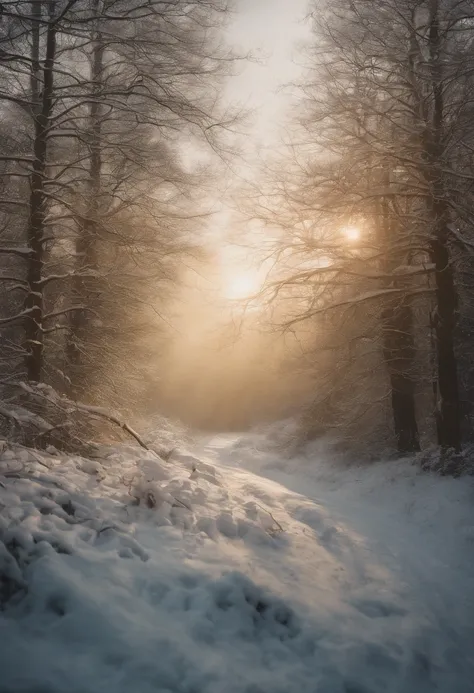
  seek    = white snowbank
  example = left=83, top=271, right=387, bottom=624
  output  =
left=0, top=427, right=473, bottom=693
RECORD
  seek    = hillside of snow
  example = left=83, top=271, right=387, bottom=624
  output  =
left=0, top=424, right=474, bottom=693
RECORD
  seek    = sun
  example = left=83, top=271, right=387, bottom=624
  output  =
left=341, top=225, right=361, bottom=242
left=224, top=271, right=261, bottom=301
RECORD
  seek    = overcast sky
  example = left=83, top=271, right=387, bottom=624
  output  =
left=203, top=1, right=311, bottom=264
left=226, top=0, right=310, bottom=147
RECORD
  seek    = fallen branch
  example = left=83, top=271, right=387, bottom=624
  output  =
left=172, top=496, right=191, bottom=511
left=71, top=402, right=150, bottom=451
left=255, top=502, right=284, bottom=534
left=18, top=382, right=152, bottom=451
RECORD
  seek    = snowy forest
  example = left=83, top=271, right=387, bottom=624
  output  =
left=247, top=0, right=474, bottom=464
left=0, top=0, right=474, bottom=466
left=0, top=1, right=474, bottom=692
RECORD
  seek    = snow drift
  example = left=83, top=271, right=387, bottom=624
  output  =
left=0, top=427, right=473, bottom=692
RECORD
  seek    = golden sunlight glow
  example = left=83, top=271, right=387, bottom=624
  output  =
left=341, top=225, right=361, bottom=243
left=224, top=271, right=261, bottom=300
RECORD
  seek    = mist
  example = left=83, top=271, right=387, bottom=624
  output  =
left=153, top=259, right=314, bottom=431
left=1, top=3, right=474, bottom=693
left=0, top=0, right=473, bottom=461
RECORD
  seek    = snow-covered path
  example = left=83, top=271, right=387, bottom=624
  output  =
left=200, top=432, right=474, bottom=691
left=1, top=427, right=474, bottom=692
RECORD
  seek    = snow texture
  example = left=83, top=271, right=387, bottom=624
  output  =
left=0, top=424, right=473, bottom=693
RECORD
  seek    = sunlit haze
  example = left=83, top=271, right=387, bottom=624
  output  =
left=2, top=2, right=472, bottom=686
left=342, top=226, right=361, bottom=243
left=224, top=271, right=261, bottom=300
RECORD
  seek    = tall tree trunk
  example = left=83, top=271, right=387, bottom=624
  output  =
left=425, top=0, right=461, bottom=451
left=382, top=299, right=420, bottom=454
left=24, top=1, right=56, bottom=382
left=379, top=169, right=420, bottom=455
left=67, top=4, right=104, bottom=390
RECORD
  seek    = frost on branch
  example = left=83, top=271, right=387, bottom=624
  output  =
left=0, top=382, right=152, bottom=455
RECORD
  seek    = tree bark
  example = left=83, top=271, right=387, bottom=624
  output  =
left=425, top=0, right=461, bottom=451
left=378, top=167, right=420, bottom=455
left=67, top=2, right=104, bottom=388
left=382, top=300, right=420, bottom=454
left=24, top=1, right=56, bottom=382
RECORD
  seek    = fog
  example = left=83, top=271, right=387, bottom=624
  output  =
left=154, top=257, right=314, bottom=431
left=150, top=0, right=314, bottom=431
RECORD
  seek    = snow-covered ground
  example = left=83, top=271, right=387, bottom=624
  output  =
left=1, top=423, right=473, bottom=693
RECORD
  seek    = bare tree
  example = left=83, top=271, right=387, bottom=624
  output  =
left=245, top=0, right=474, bottom=460
left=0, top=0, right=237, bottom=439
